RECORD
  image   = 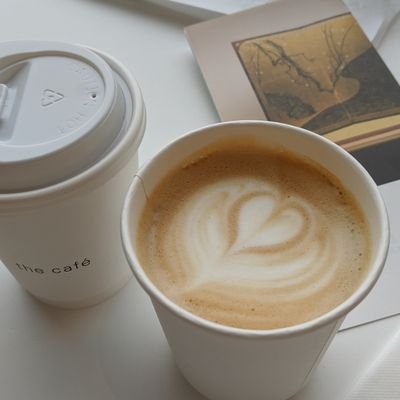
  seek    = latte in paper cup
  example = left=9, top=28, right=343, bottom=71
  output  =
left=122, top=121, right=389, bottom=400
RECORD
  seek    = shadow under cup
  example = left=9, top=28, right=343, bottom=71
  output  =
left=121, top=121, right=389, bottom=400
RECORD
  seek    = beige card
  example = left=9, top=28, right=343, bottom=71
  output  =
left=185, top=0, right=400, bottom=154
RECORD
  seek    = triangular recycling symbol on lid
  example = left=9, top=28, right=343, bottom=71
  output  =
left=41, top=89, right=64, bottom=107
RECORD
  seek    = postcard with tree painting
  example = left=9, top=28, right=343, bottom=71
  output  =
left=186, top=0, right=400, bottom=185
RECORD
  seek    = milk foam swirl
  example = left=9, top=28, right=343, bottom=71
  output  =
left=159, top=178, right=337, bottom=300
left=139, top=145, right=369, bottom=329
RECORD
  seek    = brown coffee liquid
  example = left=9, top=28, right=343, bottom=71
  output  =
left=137, top=139, right=371, bottom=330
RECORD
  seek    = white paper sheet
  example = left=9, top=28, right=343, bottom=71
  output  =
left=346, top=326, right=400, bottom=399
left=146, top=0, right=400, bottom=47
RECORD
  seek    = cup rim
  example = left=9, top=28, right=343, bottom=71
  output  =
left=121, top=120, right=390, bottom=339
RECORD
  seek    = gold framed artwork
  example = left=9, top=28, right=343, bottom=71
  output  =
left=233, top=13, right=400, bottom=152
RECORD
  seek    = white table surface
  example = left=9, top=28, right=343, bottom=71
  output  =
left=0, top=1, right=399, bottom=399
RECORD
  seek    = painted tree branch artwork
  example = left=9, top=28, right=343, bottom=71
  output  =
left=233, top=13, right=400, bottom=150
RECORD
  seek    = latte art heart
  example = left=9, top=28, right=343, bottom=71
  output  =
left=138, top=142, right=370, bottom=329
left=175, top=179, right=334, bottom=292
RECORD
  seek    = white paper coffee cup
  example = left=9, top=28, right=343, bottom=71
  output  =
left=121, top=121, right=389, bottom=400
left=0, top=41, right=145, bottom=308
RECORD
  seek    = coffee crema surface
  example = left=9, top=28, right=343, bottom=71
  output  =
left=137, top=139, right=371, bottom=330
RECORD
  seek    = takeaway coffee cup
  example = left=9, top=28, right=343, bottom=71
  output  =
left=0, top=41, right=145, bottom=308
left=121, top=121, right=389, bottom=400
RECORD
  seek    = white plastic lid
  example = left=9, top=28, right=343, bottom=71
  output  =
left=0, top=41, right=132, bottom=192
